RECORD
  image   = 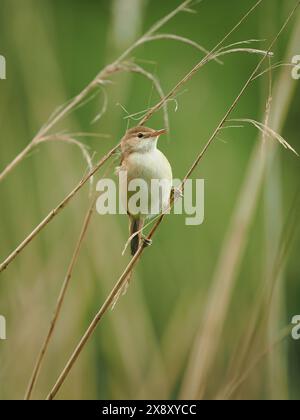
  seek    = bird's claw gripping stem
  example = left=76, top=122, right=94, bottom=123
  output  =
left=142, top=237, right=152, bottom=248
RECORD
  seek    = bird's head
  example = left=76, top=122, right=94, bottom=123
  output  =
left=121, top=126, right=167, bottom=154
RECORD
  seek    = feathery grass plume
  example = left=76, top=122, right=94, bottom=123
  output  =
left=228, top=118, right=298, bottom=155
left=216, top=16, right=300, bottom=400
left=0, top=3, right=269, bottom=275
left=0, top=0, right=196, bottom=274
left=46, top=0, right=300, bottom=400
left=17, top=0, right=194, bottom=399
left=0, top=0, right=193, bottom=184
left=180, top=8, right=300, bottom=400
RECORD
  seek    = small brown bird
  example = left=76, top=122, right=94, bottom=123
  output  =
left=118, top=126, right=173, bottom=255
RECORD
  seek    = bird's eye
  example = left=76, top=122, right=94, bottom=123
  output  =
left=137, top=133, right=144, bottom=139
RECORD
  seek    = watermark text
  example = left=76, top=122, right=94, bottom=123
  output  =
left=291, top=315, right=300, bottom=340
left=0, top=315, right=6, bottom=340
left=0, top=55, right=6, bottom=80
left=291, top=55, right=300, bottom=80
left=96, top=172, right=205, bottom=226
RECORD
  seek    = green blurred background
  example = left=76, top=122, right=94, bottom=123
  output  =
left=0, top=0, right=299, bottom=400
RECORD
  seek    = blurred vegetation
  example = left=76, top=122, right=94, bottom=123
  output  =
left=0, top=0, right=299, bottom=400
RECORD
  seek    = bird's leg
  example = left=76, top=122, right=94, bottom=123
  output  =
left=142, top=235, right=152, bottom=248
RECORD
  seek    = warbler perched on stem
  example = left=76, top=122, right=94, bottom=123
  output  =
left=118, top=126, right=173, bottom=255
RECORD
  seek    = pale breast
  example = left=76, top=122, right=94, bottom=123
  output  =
left=124, top=150, right=172, bottom=217
left=126, top=150, right=172, bottom=182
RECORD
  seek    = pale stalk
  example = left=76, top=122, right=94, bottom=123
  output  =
left=0, top=0, right=192, bottom=183
left=46, top=0, right=297, bottom=400
left=24, top=197, right=96, bottom=400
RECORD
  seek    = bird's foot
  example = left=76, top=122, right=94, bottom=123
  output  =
left=142, top=236, right=152, bottom=248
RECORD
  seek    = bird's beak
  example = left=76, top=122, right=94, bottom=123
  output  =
left=149, top=129, right=167, bottom=138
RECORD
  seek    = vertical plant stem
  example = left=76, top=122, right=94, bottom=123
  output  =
left=262, top=4, right=300, bottom=402
left=0, top=144, right=119, bottom=274
left=0, top=0, right=192, bottom=183
left=45, top=1, right=299, bottom=399
left=24, top=197, right=96, bottom=400
left=222, top=326, right=292, bottom=399
left=0, top=0, right=194, bottom=275
left=223, top=16, right=300, bottom=400
left=45, top=214, right=163, bottom=400
left=140, top=0, right=264, bottom=126
left=0, top=0, right=264, bottom=275
left=180, top=3, right=300, bottom=400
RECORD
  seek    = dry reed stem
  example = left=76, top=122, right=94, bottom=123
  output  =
left=0, top=69, right=115, bottom=184
left=140, top=0, right=264, bottom=126
left=220, top=325, right=292, bottom=400
left=0, top=1, right=195, bottom=274
left=143, top=33, right=223, bottom=64
left=229, top=187, right=300, bottom=395
left=25, top=1, right=165, bottom=399
left=0, top=145, right=118, bottom=274
left=22, top=1, right=195, bottom=397
left=24, top=196, right=96, bottom=400
left=119, top=62, right=170, bottom=133
left=218, top=57, right=274, bottom=392
left=216, top=17, right=300, bottom=399
left=0, top=2, right=264, bottom=275
left=217, top=191, right=300, bottom=400
left=229, top=118, right=298, bottom=155
left=123, top=44, right=271, bottom=127
left=0, top=0, right=192, bottom=184
left=46, top=0, right=292, bottom=400
left=180, top=4, right=300, bottom=399
left=45, top=216, right=163, bottom=400
left=263, top=6, right=290, bottom=399
left=215, top=96, right=273, bottom=400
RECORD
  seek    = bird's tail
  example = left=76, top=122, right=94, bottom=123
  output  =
left=129, top=217, right=143, bottom=256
